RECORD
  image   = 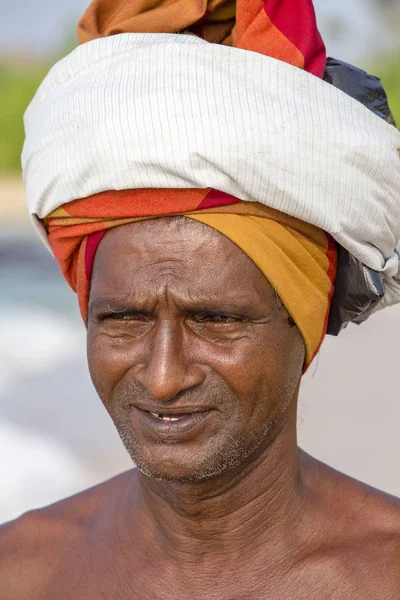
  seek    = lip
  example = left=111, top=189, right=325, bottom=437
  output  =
left=135, top=404, right=213, bottom=415
left=132, top=406, right=214, bottom=439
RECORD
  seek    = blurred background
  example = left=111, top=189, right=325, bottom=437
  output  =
left=1, top=0, right=399, bottom=524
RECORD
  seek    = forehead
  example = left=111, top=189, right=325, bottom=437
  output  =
left=90, top=217, right=275, bottom=304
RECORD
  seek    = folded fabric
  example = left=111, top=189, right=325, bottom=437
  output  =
left=77, top=0, right=326, bottom=76
left=22, top=33, right=400, bottom=276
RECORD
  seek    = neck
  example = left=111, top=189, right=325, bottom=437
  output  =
left=119, top=402, right=313, bottom=567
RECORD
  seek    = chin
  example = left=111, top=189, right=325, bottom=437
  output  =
left=135, top=463, right=214, bottom=483
left=123, top=437, right=258, bottom=484
left=134, top=459, right=235, bottom=483
left=114, top=414, right=273, bottom=483
left=126, top=445, right=221, bottom=483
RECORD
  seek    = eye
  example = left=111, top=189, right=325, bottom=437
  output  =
left=99, top=311, right=150, bottom=322
left=193, top=313, right=244, bottom=325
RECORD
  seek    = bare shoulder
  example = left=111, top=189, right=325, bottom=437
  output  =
left=354, top=484, right=400, bottom=577
left=0, top=470, right=133, bottom=600
left=0, top=508, right=73, bottom=600
left=305, top=453, right=400, bottom=594
left=340, top=478, right=400, bottom=595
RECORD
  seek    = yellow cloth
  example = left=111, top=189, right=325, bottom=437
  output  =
left=188, top=210, right=336, bottom=366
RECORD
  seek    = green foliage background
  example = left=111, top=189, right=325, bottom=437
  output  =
left=0, top=62, right=50, bottom=173
left=378, top=54, right=400, bottom=124
left=0, top=51, right=399, bottom=173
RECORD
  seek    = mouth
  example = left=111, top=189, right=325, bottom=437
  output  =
left=132, top=406, right=215, bottom=439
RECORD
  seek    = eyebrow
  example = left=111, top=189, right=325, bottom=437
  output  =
left=88, top=295, right=269, bottom=318
left=88, top=297, right=145, bottom=315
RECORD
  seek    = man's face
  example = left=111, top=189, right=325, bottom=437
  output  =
left=87, top=217, right=304, bottom=482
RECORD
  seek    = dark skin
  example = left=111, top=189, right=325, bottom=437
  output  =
left=1, top=217, right=400, bottom=599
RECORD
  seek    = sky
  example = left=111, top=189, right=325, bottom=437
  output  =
left=0, top=0, right=396, bottom=65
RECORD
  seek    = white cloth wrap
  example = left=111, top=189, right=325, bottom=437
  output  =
left=22, top=33, right=400, bottom=307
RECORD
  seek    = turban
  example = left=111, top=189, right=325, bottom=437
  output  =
left=22, top=0, right=400, bottom=368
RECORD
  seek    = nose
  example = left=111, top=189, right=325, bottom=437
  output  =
left=134, top=319, right=205, bottom=402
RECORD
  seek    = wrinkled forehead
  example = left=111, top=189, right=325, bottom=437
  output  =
left=90, top=216, right=275, bottom=305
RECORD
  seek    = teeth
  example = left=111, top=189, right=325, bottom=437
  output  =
left=148, top=412, right=182, bottom=422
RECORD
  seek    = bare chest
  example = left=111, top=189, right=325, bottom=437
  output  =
left=44, top=555, right=395, bottom=600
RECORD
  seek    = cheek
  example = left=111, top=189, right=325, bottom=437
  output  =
left=86, top=332, right=132, bottom=409
left=87, top=319, right=304, bottom=421
left=218, top=327, right=303, bottom=421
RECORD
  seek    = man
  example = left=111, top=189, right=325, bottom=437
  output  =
left=2, top=0, right=400, bottom=597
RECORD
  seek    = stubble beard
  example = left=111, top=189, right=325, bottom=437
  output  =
left=113, top=411, right=282, bottom=484
left=110, top=377, right=294, bottom=484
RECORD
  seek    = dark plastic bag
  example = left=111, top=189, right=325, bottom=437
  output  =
left=323, top=57, right=397, bottom=335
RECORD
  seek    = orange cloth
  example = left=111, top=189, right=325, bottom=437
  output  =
left=78, top=0, right=326, bottom=76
